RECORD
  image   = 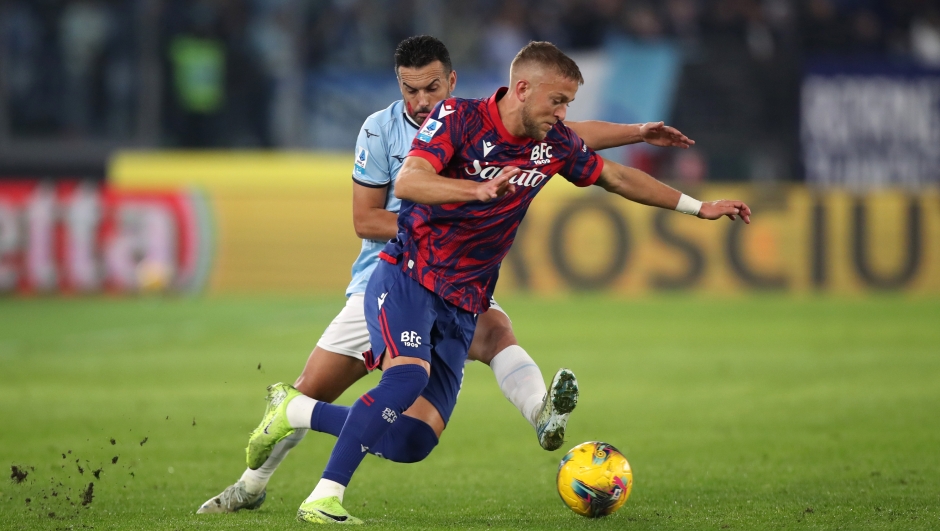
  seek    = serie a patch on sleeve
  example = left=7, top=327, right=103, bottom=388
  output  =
left=354, top=146, right=369, bottom=175
left=416, top=119, right=441, bottom=143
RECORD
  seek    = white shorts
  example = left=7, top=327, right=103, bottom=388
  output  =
left=316, top=293, right=509, bottom=360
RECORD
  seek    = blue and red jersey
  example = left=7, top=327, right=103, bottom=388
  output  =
left=380, top=87, right=604, bottom=313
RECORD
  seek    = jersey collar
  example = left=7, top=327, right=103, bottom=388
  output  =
left=487, top=87, right=530, bottom=145
left=403, top=112, right=421, bottom=130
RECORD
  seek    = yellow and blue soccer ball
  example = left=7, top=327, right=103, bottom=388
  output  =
left=556, top=441, right=633, bottom=518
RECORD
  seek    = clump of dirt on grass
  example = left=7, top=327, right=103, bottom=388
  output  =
left=81, top=483, right=94, bottom=506
left=11, top=465, right=28, bottom=483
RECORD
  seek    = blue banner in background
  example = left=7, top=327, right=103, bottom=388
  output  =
left=305, top=70, right=501, bottom=150
left=602, top=39, right=682, bottom=126
left=802, top=57, right=940, bottom=189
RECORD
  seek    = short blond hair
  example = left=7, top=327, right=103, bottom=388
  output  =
left=510, top=41, right=584, bottom=85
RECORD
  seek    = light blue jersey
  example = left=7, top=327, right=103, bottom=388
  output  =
left=346, top=99, right=422, bottom=296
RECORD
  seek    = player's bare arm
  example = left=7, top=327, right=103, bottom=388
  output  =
left=567, top=120, right=695, bottom=150
left=594, top=159, right=751, bottom=223
left=352, top=182, right=398, bottom=240
left=397, top=156, right=518, bottom=204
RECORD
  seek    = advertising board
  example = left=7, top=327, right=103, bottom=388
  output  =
left=103, top=152, right=940, bottom=296
left=0, top=181, right=211, bottom=294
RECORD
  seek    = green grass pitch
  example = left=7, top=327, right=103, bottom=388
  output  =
left=1, top=295, right=938, bottom=530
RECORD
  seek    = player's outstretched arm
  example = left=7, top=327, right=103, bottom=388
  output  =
left=396, top=156, right=518, bottom=205
left=567, top=121, right=694, bottom=151
left=594, top=158, right=751, bottom=223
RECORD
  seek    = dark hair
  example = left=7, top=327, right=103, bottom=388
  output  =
left=511, top=41, right=584, bottom=85
left=394, top=35, right=453, bottom=74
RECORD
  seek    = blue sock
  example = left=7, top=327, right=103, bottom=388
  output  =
left=310, top=402, right=349, bottom=437
left=321, top=364, right=429, bottom=486
left=371, top=415, right=439, bottom=463
left=312, top=402, right=437, bottom=462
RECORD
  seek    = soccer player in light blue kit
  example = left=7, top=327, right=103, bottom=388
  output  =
left=198, top=35, right=697, bottom=515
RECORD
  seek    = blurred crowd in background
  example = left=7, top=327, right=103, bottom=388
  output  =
left=1, top=0, right=939, bottom=181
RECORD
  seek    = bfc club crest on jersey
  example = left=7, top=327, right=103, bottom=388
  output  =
left=531, top=143, right=553, bottom=165
left=401, top=330, right=422, bottom=348
left=416, top=119, right=442, bottom=143
left=354, top=146, right=369, bottom=175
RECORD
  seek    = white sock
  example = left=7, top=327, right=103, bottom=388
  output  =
left=286, top=394, right=318, bottom=428
left=307, top=478, right=346, bottom=503
left=489, top=345, right=547, bottom=428
left=240, top=428, right=308, bottom=494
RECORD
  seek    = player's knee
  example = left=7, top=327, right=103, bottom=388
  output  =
left=489, top=324, right=517, bottom=354
left=377, top=416, right=439, bottom=463
left=381, top=352, right=431, bottom=375
left=343, top=364, right=431, bottom=445
left=379, top=363, right=430, bottom=397
left=469, top=317, right=517, bottom=365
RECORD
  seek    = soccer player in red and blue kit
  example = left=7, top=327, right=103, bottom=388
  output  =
left=294, top=41, right=752, bottom=524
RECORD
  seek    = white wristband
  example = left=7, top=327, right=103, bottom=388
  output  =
left=675, top=194, right=702, bottom=216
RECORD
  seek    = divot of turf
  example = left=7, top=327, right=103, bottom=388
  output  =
left=81, top=482, right=94, bottom=506
left=11, top=465, right=28, bottom=483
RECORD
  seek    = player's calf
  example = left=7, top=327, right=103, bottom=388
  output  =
left=370, top=414, right=438, bottom=462
left=489, top=344, right=549, bottom=429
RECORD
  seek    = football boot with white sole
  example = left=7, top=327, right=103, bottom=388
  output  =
left=535, top=368, right=579, bottom=451
left=196, top=480, right=266, bottom=513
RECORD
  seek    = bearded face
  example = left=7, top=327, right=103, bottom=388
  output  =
left=397, top=61, right=456, bottom=125
left=521, top=99, right=550, bottom=141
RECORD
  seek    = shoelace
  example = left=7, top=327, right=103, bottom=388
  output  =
left=219, top=483, right=249, bottom=507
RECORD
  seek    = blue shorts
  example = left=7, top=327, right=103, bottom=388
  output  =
left=363, top=258, right=476, bottom=425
